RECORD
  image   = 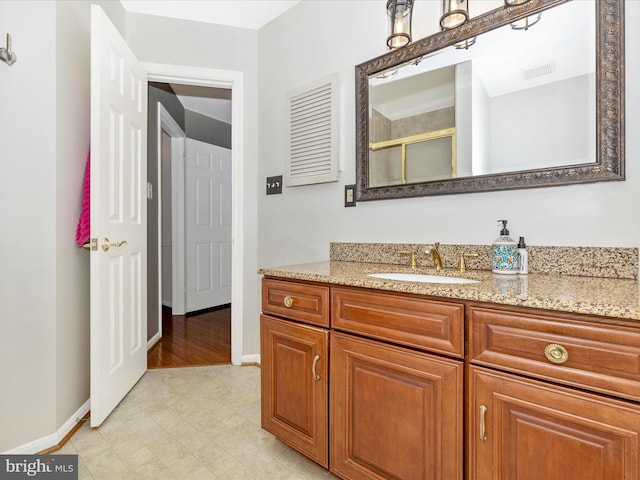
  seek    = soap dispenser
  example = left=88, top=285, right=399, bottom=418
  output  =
left=492, top=220, right=518, bottom=274
left=517, top=236, right=529, bottom=274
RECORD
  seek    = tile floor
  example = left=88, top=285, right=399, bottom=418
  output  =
left=59, top=365, right=338, bottom=479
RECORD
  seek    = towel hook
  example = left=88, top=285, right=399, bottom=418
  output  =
left=0, top=33, right=17, bottom=66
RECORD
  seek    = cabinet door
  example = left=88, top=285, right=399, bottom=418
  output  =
left=469, top=366, right=640, bottom=480
left=330, top=331, right=463, bottom=480
left=260, top=315, right=329, bottom=467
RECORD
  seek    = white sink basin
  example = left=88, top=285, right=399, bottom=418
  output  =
left=368, top=272, right=480, bottom=284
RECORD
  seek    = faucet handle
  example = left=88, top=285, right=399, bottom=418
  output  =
left=400, top=250, right=417, bottom=269
left=457, top=253, right=479, bottom=273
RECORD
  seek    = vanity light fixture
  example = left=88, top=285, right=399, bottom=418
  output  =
left=454, top=36, right=476, bottom=49
left=510, top=13, right=541, bottom=30
left=386, top=0, right=413, bottom=49
left=440, top=0, right=469, bottom=30
left=375, top=69, right=399, bottom=80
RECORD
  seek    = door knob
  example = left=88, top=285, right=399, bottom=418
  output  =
left=102, top=238, right=127, bottom=252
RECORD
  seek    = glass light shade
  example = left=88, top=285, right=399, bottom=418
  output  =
left=504, top=0, right=531, bottom=5
left=387, top=0, right=413, bottom=49
left=454, top=36, right=477, bottom=49
left=511, top=13, right=541, bottom=30
left=440, top=0, right=469, bottom=30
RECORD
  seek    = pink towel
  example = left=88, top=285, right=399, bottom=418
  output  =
left=75, top=152, right=90, bottom=247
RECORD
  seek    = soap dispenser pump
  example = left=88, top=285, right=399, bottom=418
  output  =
left=492, top=220, right=518, bottom=275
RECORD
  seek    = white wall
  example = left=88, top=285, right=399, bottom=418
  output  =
left=0, top=1, right=58, bottom=453
left=471, top=62, right=491, bottom=175
left=257, top=2, right=640, bottom=274
left=0, top=0, right=126, bottom=453
left=490, top=74, right=592, bottom=172
left=55, top=0, right=91, bottom=432
left=455, top=61, right=473, bottom=177
left=125, top=13, right=260, bottom=357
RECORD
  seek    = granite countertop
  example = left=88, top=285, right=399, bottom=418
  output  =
left=259, top=260, right=640, bottom=321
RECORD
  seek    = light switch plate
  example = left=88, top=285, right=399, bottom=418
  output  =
left=266, top=175, right=283, bottom=195
left=344, top=184, right=356, bottom=207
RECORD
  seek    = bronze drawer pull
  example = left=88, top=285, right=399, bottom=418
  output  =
left=283, top=296, right=294, bottom=308
left=544, top=343, right=569, bottom=364
left=312, top=354, right=321, bottom=381
left=479, top=405, right=488, bottom=442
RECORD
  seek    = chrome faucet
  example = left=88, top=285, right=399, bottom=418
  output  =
left=425, top=242, right=443, bottom=271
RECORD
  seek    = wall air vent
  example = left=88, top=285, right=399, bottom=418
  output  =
left=523, top=62, right=555, bottom=81
left=286, top=74, right=340, bottom=186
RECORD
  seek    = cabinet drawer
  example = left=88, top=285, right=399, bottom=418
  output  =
left=331, top=287, right=464, bottom=358
left=469, top=306, right=640, bottom=402
left=262, top=278, right=330, bottom=327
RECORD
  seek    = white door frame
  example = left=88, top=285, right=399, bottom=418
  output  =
left=146, top=63, right=244, bottom=366
left=157, top=104, right=186, bottom=317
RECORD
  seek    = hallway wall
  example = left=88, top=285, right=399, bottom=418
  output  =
left=147, top=83, right=185, bottom=341
left=185, top=109, right=232, bottom=149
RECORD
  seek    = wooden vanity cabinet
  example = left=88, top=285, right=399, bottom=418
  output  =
left=260, top=279, right=330, bottom=467
left=330, top=331, right=463, bottom=480
left=261, top=277, right=640, bottom=480
left=261, top=279, right=464, bottom=480
left=329, top=287, right=464, bottom=480
left=468, top=305, right=640, bottom=480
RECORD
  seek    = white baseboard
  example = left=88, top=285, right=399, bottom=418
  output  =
left=3, top=399, right=90, bottom=454
left=241, top=354, right=260, bottom=365
left=147, top=331, right=161, bottom=350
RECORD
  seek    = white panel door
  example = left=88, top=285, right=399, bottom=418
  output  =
left=185, top=139, right=232, bottom=312
left=90, top=5, right=147, bottom=427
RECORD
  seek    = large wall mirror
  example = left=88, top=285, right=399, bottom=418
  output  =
left=355, top=0, right=624, bottom=200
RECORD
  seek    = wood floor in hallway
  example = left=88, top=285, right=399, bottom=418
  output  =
left=147, top=305, right=231, bottom=368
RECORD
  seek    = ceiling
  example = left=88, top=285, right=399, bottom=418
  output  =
left=120, top=1, right=301, bottom=29
left=169, top=84, right=233, bottom=124
left=122, top=1, right=301, bottom=121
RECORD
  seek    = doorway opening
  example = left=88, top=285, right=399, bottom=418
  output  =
left=144, top=64, right=244, bottom=367
left=148, top=305, right=231, bottom=368
left=147, top=81, right=232, bottom=367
